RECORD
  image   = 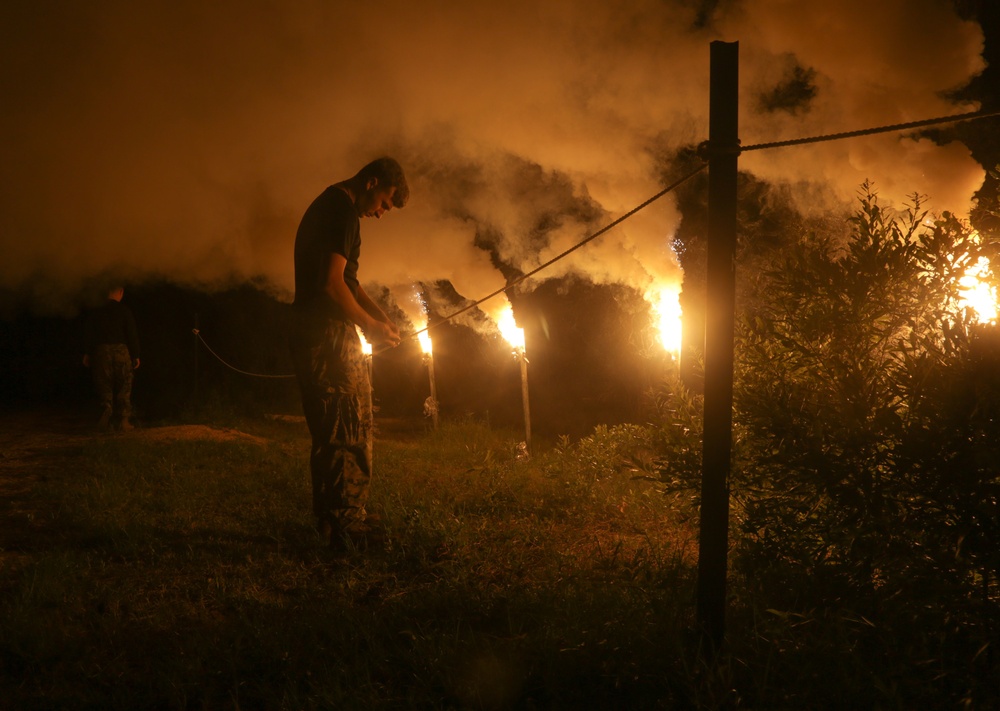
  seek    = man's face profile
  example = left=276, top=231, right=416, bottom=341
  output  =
left=358, top=181, right=397, bottom=220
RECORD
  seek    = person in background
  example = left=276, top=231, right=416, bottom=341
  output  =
left=289, top=157, right=407, bottom=551
left=83, top=286, right=140, bottom=432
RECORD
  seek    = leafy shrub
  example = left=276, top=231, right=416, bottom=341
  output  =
left=639, top=368, right=704, bottom=493
left=732, top=186, right=1000, bottom=609
left=550, top=423, right=655, bottom=480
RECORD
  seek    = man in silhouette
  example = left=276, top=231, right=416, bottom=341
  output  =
left=289, top=157, right=407, bottom=550
left=83, top=285, right=140, bottom=431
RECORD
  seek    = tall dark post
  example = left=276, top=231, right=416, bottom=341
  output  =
left=698, top=40, right=739, bottom=649
left=193, top=312, right=200, bottom=402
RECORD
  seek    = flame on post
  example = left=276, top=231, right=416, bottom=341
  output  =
left=496, top=305, right=525, bottom=353
left=958, top=256, right=998, bottom=324
left=493, top=302, right=531, bottom=453
left=357, top=329, right=373, bottom=356
left=414, top=319, right=438, bottom=427
left=649, top=286, right=683, bottom=356
left=417, top=327, right=433, bottom=355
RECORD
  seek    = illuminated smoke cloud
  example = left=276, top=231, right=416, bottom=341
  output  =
left=719, top=0, right=986, bottom=216
left=0, top=0, right=986, bottom=314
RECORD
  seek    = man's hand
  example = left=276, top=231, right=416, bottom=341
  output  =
left=367, top=321, right=401, bottom=348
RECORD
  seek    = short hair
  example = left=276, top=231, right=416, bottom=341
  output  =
left=355, top=157, right=409, bottom=208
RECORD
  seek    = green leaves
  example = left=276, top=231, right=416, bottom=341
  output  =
left=733, top=186, right=1000, bottom=603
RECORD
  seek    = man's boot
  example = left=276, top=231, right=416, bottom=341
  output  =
left=330, top=516, right=385, bottom=552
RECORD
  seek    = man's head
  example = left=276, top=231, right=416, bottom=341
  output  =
left=352, top=157, right=409, bottom=219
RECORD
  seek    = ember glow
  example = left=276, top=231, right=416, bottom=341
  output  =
left=958, top=257, right=998, bottom=324
left=650, top=287, right=683, bottom=356
left=496, top=306, right=525, bottom=353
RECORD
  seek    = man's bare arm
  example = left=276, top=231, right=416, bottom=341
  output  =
left=325, top=254, right=400, bottom=347
left=357, top=284, right=394, bottom=326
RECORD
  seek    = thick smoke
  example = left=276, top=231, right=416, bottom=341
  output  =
left=720, top=0, right=986, bottom=216
left=0, top=0, right=987, bottom=315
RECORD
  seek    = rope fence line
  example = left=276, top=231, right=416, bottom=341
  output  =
left=395, top=161, right=710, bottom=349
left=736, top=107, right=1000, bottom=154
left=192, top=328, right=296, bottom=379
left=194, top=106, right=1000, bottom=375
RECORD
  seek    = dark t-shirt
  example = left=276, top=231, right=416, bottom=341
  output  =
left=84, top=299, right=140, bottom=359
left=293, top=186, right=360, bottom=319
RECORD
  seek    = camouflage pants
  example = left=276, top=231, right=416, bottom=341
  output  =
left=91, top=343, right=133, bottom=420
left=289, top=313, right=373, bottom=530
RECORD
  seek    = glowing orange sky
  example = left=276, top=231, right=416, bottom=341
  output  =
left=0, top=0, right=991, bottom=318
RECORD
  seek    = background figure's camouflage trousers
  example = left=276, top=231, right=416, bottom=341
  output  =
left=289, top=313, right=373, bottom=530
left=91, top=343, right=133, bottom=419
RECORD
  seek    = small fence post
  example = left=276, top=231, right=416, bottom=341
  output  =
left=193, top=312, right=200, bottom=402
left=518, top=347, right=531, bottom=453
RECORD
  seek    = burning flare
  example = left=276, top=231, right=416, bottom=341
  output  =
left=649, top=286, right=683, bottom=356
left=958, top=257, right=998, bottom=324
left=496, top=305, right=525, bottom=352
left=417, top=325, right=433, bottom=355
left=357, top=328, right=373, bottom=355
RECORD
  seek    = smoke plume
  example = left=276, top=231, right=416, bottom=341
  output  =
left=0, top=0, right=987, bottom=315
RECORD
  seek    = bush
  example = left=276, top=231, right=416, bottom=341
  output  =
left=640, top=368, right=704, bottom=494
left=732, top=186, right=1000, bottom=610
left=549, top=423, right=655, bottom=480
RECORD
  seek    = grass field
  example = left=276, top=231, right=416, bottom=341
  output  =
left=0, top=412, right=995, bottom=709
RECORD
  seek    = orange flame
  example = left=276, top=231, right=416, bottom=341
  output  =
left=417, top=325, right=433, bottom=355
left=496, top=305, right=525, bottom=352
left=958, top=257, right=998, bottom=324
left=357, top=328, right=373, bottom=355
left=649, top=286, right=682, bottom=356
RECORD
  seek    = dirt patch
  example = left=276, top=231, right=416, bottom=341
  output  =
left=0, top=408, right=423, bottom=559
left=136, top=424, right=270, bottom=446
left=0, top=411, right=271, bottom=469
left=0, top=409, right=94, bottom=481
left=0, top=409, right=274, bottom=564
